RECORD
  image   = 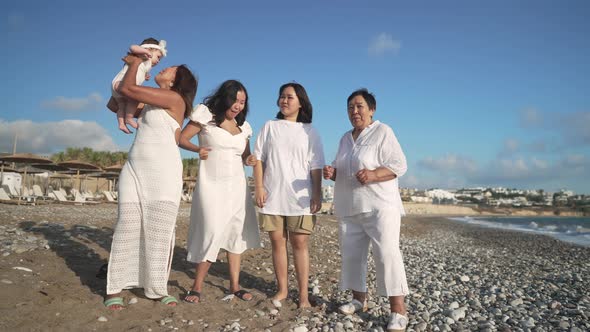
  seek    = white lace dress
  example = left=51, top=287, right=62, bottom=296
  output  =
left=107, top=105, right=182, bottom=299
left=186, top=105, right=261, bottom=263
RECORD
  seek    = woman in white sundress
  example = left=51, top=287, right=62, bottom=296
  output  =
left=104, top=55, right=197, bottom=310
left=179, top=80, right=261, bottom=303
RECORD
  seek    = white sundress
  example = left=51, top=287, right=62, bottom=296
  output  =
left=107, top=105, right=182, bottom=299
left=186, top=105, right=261, bottom=263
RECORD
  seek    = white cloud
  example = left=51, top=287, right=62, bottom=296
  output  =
left=41, top=93, right=104, bottom=112
left=418, top=154, right=478, bottom=174
left=0, top=119, right=120, bottom=154
left=368, top=33, right=401, bottom=57
left=471, top=155, right=590, bottom=188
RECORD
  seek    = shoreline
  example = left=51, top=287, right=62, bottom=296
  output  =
left=1, top=204, right=588, bottom=331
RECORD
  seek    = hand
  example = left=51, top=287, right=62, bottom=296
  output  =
left=145, top=72, right=151, bottom=81
left=129, top=44, right=152, bottom=58
left=310, top=195, right=321, bottom=214
left=245, top=155, right=257, bottom=166
left=356, top=169, right=377, bottom=185
left=255, top=187, right=267, bottom=208
left=122, top=54, right=143, bottom=66
left=323, top=165, right=334, bottom=180
left=199, top=147, right=211, bottom=160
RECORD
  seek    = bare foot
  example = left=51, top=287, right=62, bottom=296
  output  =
left=125, top=117, right=138, bottom=129
left=298, top=301, right=312, bottom=309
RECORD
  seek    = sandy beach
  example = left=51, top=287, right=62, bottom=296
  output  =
left=1, top=203, right=588, bottom=332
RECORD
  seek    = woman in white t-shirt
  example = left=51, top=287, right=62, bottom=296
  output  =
left=253, top=82, right=325, bottom=308
left=323, top=89, right=409, bottom=332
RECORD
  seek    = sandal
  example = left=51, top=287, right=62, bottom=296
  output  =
left=160, top=296, right=178, bottom=306
left=233, top=290, right=253, bottom=301
left=183, top=290, right=201, bottom=304
left=104, top=297, right=125, bottom=310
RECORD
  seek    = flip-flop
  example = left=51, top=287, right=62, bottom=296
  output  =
left=233, top=290, right=253, bottom=301
left=160, top=296, right=178, bottom=306
left=104, top=297, right=125, bottom=310
left=183, top=291, right=201, bottom=304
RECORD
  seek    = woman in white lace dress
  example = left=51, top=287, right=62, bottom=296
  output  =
left=104, top=54, right=197, bottom=310
left=179, top=80, right=260, bottom=303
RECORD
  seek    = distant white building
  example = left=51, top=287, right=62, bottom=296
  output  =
left=426, top=189, right=457, bottom=204
left=322, top=185, right=334, bottom=203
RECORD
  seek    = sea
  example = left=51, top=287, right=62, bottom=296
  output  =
left=448, top=216, right=590, bottom=247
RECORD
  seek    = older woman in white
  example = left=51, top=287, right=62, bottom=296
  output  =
left=323, top=89, right=409, bottom=332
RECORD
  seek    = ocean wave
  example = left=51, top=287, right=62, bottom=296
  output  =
left=448, top=216, right=590, bottom=247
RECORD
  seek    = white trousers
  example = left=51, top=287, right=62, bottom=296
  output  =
left=339, top=208, right=409, bottom=297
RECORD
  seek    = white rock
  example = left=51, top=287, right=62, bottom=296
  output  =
left=510, top=298, right=523, bottom=306
left=1, top=279, right=13, bottom=284
left=294, top=326, right=308, bottom=332
left=449, top=301, right=460, bottom=309
left=97, top=316, right=108, bottom=322
left=450, top=308, right=466, bottom=321
left=312, top=286, right=320, bottom=295
left=128, top=297, right=138, bottom=304
left=460, top=275, right=470, bottom=282
left=13, top=266, right=33, bottom=272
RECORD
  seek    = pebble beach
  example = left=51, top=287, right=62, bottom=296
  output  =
left=0, top=203, right=588, bottom=331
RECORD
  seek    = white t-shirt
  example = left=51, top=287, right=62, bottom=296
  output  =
left=332, top=121, right=407, bottom=217
left=254, top=119, right=325, bottom=216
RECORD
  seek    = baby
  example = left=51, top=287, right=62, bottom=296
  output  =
left=110, top=37, right=167, bottom=133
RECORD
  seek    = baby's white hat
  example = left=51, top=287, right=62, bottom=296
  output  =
left=141, top=40, right=167, bottom=57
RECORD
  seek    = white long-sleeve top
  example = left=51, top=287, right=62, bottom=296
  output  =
left=332, top=120, right=407, bottom=217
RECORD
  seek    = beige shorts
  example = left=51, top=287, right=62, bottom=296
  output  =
left=259, top=214, right=316, bottom=235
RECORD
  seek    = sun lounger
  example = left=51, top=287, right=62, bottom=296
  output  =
left=2, top=184, right=19, bottom=198
left=0, top=187, right=12, bottom=200
left=33, top=185, right=44, bottom=197
left=0, top=188, right=20, bottom=205
left=102, top=191, right=116, bottom=203
left=52, top=190, right=83, bottom=205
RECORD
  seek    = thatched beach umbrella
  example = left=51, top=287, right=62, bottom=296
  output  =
left=104, top=164, right=124, bottom=173
left=57, top=160, right=102, bottom=191
left=0, top=153, right=53, bottom=201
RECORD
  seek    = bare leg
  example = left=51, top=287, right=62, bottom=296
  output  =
left=114, top=96, right=131, bottom=134
left=389, top=295, right=406, bottom=315
left=185, top=261, right=212, bottom=303
left=290, top=232, right=311, bottom=308
left=227, top=252, right=252, bottom=300
left=269, top=230, right=289, bottom=301
left=124, top=99, right=139, bottom=130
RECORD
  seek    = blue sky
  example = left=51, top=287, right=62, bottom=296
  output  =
left=1, top=1, right=589, bottom=193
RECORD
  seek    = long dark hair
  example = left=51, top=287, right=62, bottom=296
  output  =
left=203, top=80, right=249, bottom=127
left=171, top=65, right=198, bottom=118
left=275, top=82, right=313, bottom=123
